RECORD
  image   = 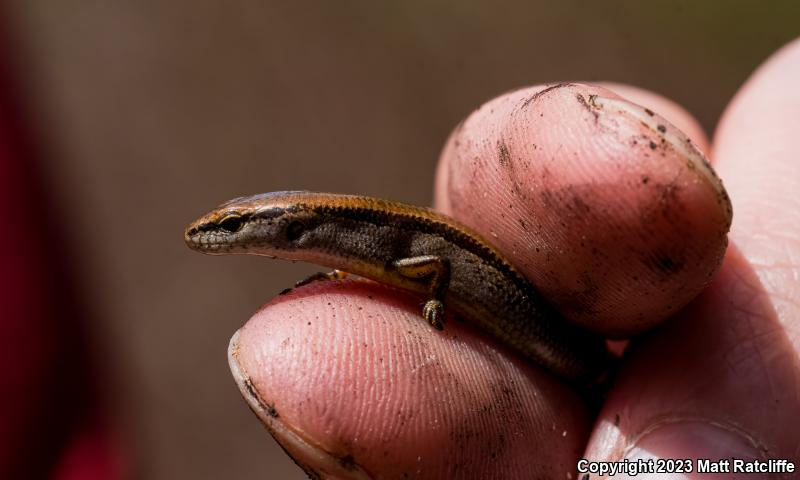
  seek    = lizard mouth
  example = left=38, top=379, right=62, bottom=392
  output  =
left=184, top=228, right=229, bottom=252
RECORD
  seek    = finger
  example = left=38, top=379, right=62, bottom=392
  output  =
left=585, top=39, right=800, bottom=476
left=435, top=83, right=731, bottom=335
left=230, top=280, right=591, bottom=478
left=714, top=37, right=800, bottom=272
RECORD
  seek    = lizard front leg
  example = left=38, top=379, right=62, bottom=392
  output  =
left=279, top=270, right=349, bottom=295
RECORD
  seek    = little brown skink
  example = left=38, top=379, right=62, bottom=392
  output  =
left=184, top=191, right=609, bottom=381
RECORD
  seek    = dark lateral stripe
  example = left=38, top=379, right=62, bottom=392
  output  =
left=310, top=203, right=533, bottom=293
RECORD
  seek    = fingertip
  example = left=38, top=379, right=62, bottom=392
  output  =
left=231, top=280, right=591, bottom=478
left=713, top=37, right=800, bottom=261
left=435, top=83, right=730, bottom=334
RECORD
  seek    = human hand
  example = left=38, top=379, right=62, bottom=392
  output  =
left=228, top=39, right=800, bottom=479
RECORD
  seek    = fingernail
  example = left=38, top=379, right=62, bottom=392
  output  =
left=228, top=330, right=372, bottom=479
left=622, top=420, right=769, bottom=479
left=589, top=95, right=732, bottom=223
left=591, top=96, right=720, bottom=185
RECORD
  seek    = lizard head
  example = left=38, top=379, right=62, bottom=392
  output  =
left=184, top=191, right=317, bottom=257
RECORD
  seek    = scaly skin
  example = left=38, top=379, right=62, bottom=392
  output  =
left=185, top=191, right=610, bottom=381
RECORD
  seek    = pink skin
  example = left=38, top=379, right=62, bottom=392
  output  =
left=231, top=38, right=800, bottom=479
left=436, top=83, right=730, bottom=336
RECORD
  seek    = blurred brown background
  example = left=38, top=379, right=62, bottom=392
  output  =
left=4, top=1, right=799, bottom=478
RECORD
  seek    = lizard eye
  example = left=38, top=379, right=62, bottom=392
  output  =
left=218, top=214, right=244, bottom=233
left=286, top=220, right=305, bottom=241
